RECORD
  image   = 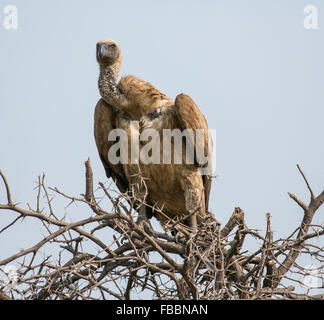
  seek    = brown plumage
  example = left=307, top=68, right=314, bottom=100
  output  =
left=94, top=98, right=128, bottom=193
left=94, top=38, right=213, bottom=229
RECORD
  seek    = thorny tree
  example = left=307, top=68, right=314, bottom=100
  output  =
left=0, top=159, right=323, bottom=300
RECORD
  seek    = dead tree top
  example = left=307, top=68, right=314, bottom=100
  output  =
left=0, top=161, right=323, bottom=300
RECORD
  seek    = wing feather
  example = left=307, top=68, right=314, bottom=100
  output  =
left=94, top=98, right=154, bottom=218
left=94, top=98, right=129, bottom=193
left=175, top=93, right=212, bottom=210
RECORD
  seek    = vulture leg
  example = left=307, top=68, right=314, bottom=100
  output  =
left=136, top=205, right=149, bottom=224
left=184, top=186, right=199, bottom=229
left=130, top=177, right=153, bottom=232
left=136, top=205, right=154, bottom=234
left=183, top=173, right=206, bottom=230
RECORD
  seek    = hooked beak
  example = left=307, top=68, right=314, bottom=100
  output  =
left=97, top=43, right=107, bottom=61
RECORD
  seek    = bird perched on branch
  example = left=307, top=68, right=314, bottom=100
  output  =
left=94, top=38, right=213, bottom=230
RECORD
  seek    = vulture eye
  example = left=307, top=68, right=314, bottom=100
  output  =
left=109, top=44, right=116, bottom=49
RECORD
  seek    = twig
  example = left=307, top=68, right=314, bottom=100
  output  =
left=0, top=170, right=13, bottom=206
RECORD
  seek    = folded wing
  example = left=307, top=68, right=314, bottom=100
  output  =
left=94, top=98, right=129, bottom=193
left=174, top=93, right=212, bottom=210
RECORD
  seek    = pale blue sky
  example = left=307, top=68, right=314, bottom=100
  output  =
left=0, top=0, right=323, bottom=268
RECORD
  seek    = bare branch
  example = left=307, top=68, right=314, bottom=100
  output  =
left=0, top=170, right=13, bottom=206
left=0, top=162, right=323, bottom=300
left=297, top=164, right=315, bottom=201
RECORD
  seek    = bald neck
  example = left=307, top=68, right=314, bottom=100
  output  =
left=98, top=59, right=128, bottom=111
left=99, top=60, right=121, bottom=81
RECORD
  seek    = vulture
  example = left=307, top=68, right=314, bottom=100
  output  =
left=94, top=38, right=213, bottom=230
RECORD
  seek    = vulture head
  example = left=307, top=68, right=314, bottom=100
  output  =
left=96, top=38, right=121, bottom=67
